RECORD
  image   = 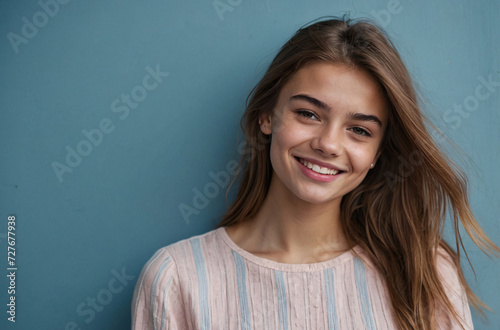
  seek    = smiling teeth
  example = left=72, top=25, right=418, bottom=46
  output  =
left=299, top=158, right=339, bottom=175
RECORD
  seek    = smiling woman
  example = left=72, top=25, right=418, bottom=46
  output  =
left=131, top=16, right=499, bottom=330
left=261, top=62, right=388, bottom=206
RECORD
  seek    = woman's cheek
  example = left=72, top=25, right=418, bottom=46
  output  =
left=349, top=145, right=375, bottom=171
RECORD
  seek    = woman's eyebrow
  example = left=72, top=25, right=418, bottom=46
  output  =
left=290, top=94, right=331, bottom=111
left=290, top=94, right=382, bottom=127
left=347, top=112, right=382, bottom=127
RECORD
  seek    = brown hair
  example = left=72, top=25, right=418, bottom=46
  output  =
left=216, top=16, right=499, bottom=329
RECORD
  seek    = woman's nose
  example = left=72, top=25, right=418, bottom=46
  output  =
left=311, top=124, right=343, bottom=156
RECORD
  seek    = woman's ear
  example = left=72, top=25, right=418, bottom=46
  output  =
left=259, top=113, right=272, bottom=135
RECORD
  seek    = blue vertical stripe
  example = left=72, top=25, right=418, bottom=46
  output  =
left=191, top=239, right=210, bottom=330
left=232, top=251, right=252, bottom=330
left=151, top=256, right=172, bottom=330
left=274, top=270, right=289, bottom=330
left=354, top=258, right=376, bottom=330
left=323, top=268, right=339, bottom=330
left=160, top=277, right=173, bottom=330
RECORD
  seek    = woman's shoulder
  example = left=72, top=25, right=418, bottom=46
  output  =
left=160, top=227, right=223, bottom=256
left=434, top=246, right=474, bottom=328
left=136, top=229, right=227, bottom=310
left=141, top=227, right=226, bottom=273
left=434, top=245, right=466, bottom=295
left=348, top=244, right=465, bottom=295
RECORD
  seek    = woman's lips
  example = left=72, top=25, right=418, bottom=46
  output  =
left=295, top=157, right=344, bottom=183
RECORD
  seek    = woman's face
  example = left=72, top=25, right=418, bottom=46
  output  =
left=260, top=61, right=388, bottom=206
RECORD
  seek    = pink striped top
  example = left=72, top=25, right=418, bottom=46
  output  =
left=131, top=227, right=473, bottom=329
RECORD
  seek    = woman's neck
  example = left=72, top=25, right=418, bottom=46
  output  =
left=226, top=178, right=349, bottom=264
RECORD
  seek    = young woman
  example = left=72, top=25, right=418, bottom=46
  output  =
left=132, top=17, right=499, bottom=329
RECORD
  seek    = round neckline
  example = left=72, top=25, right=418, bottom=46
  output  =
left=216, top=226, right=360, bottom=272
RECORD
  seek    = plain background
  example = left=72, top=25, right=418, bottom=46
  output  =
left=1, top=0, right=499, bottom=329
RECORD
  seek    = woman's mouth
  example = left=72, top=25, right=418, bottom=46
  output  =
left=294, top=157, right=344, bottom=176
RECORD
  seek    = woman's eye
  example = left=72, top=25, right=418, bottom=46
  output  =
left=297, top=110, right=318, bottom=120
left=350, top=127, right=371, bottom=137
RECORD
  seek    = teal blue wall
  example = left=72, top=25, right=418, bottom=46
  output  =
left=1, top=0, right=498, bottom=329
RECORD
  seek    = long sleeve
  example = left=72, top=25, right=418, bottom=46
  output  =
left=131, top=247, right=187, bottom=330
left=435, top=248, right=474, bottom=330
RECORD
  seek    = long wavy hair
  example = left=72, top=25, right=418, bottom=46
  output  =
left=216, top=16, right=499, bottom=329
